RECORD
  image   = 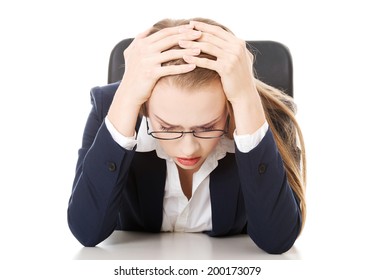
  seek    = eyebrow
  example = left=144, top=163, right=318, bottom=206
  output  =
left=152, top=114, right=223, bottom=129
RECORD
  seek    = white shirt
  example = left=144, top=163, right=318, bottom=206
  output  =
left=105, top=116, right=268, bottom=232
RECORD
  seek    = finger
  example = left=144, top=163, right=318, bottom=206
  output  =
left=150, top=29, right=202, bottom=52
left=178, top=23, right=195, bottom=33
left=157, top=63, right=196, bottom=77
left=179, top=39, right=225, bottom=59
left=159, top=48, right=201, bottom=63
left=146, top=24, right=194, bottom=43
left=178, top=28, right=240, bottom=58
left=129, top=26, right=200, bottom=56
left=182, top=55, right=217, bottom=72
left=190, top=20, right=233, bottom=42
left=197, top=31, right=228, bottom=51
left=125, top=28, right=153, bottom=53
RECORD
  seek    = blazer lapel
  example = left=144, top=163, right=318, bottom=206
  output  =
left=131, top=151, right=244, bottom=234
left=209, top=153, right=244, bottom=236
left=132, top=151, right=166, bottom=231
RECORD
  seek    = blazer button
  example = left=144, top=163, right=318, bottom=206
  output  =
left=108, top=162, right=116, bottom=172
left=258, top=163, right=267, bottom=174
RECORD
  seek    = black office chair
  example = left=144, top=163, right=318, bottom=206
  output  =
left=108, top=39, right=293, bottom=97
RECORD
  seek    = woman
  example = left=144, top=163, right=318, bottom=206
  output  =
left=67, top=18, right=306, bottom=254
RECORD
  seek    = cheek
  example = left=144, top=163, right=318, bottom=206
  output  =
left=198, top=139, right=221, bottom=157
left=157, top=140, right=175, bottom=154
left=205, top=139, right=221, bottom=153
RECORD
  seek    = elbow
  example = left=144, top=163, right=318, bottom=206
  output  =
left=78, top=239, right=100, bottom=248
left=255, top=238, right=295, bottom=254
left=248, top=220, right=301, bottom=254
left=251, top=233, right=298, bottom=254
left=72, top=227, right=101, bottom=247
left=68, top=221, right=100, bottom=247
left=74, top=236, right=99, bottom=247
left=67, top=211, right=104, bottom=247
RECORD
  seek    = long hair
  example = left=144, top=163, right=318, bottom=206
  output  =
left=145, top=18, right=307, bottom=231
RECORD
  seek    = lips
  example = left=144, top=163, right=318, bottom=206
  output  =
left=176, top=157, right=201, bottom=167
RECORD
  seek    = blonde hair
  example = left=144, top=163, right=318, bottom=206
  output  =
left=146, top=18, right=306, bottom=231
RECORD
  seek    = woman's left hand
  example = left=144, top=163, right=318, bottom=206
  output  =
left=180, top=20, right=266, bottom=134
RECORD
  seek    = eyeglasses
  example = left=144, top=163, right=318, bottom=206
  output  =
left=146, top=118, right=228, bottom=140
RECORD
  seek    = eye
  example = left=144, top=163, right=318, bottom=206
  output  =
left=159, top=125, right=175, bottom=131
left=198, top=125, right=215, bottom=131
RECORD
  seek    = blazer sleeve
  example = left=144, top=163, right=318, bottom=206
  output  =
left=67, top=84, right=136, bottom=247
left=235, top=128, right=302, bottom=254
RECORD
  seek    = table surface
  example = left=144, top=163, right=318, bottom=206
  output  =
left=73, top=230, right=301, bottom=260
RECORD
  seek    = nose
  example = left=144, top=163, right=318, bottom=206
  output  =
left=179, top=133, right=200, bottom=157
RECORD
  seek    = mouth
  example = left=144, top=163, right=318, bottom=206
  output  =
left=176, top=157, right=201, bottom=167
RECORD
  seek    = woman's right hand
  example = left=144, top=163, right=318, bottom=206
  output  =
left=107, top=24, right=202, bottom=137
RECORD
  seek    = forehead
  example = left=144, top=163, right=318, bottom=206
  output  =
left=147, top=79, right=227, bottom=125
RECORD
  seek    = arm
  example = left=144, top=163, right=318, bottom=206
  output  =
left=68, top=25, right=203, bottom=246
left=235, top=128, right=301, bottom=254
left=68, top=86, right=137, bottom=247
left=182, top=21, right=301, bottom=253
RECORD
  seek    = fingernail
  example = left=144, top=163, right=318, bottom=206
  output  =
left=192, top=48, right=200, bottom=55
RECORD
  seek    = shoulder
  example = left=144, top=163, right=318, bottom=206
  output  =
left=90, top=81, right=120, bottom=105
left=89, top=81, right=120, bottom=120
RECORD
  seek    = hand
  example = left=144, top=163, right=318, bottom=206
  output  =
left=180, top=21, right=266, bottom=134
left=108, top=24, right=202, bottom=136
left=119, top=24, right=202, bottom=106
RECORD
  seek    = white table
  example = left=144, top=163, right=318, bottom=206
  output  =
left=73, top=230, right=301, bottom=260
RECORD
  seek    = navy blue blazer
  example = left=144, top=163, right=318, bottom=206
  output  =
left=67, top=82, right=301, bottom=254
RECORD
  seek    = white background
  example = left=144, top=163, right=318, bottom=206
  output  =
left=1, top=0, right=374, bottom=278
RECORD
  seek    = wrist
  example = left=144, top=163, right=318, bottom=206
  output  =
left=108, top=93, right=142, bottom=137
left=230, top=93, right=266, bottom=135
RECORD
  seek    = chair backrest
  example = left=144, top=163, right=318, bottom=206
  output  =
left=108, top=39, right=293, bottom=97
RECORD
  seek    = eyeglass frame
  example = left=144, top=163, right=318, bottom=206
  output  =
left=146, top=117, right=229, bottom=140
